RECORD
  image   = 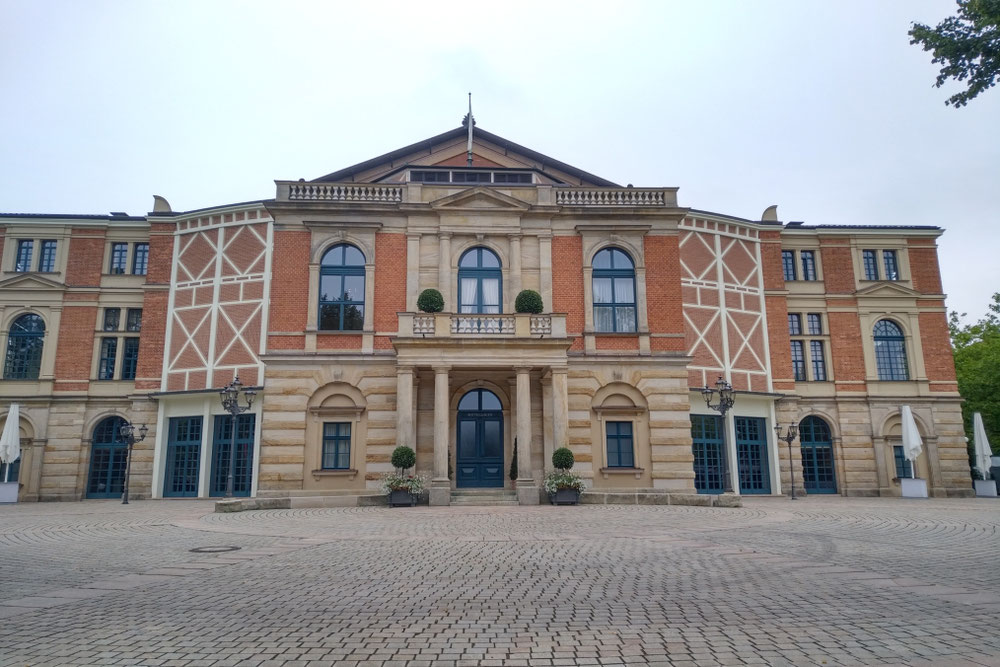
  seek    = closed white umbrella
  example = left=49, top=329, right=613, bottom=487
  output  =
left=973, top=412, right=993, bottom=479
left=901, top=405, right=923, bottom=479
left=0, top=403, right=21, bottom=482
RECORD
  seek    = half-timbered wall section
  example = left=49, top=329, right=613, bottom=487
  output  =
left=161, top=207, right=272, bottom=391
left=680, top=216, right=770, bottom=393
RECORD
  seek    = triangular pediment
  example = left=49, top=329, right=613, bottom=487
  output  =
left=855, top=282, right=923, bottom=297
left=0, top=273, right=65, bottom=291
left=429, top=187, right=530, bottom=211
left=312, top=126, right=620, bottom=187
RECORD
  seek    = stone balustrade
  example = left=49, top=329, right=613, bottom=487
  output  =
left=279, top=182, right=404, bottom=203
left=397, top=313, right=566, bottom=339
left=555, top=188, right=670, bottom=207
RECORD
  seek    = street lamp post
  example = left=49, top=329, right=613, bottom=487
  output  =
left=219, top=375, right=257, bottom=498
left=701, top=376, right=735, bottom=493
left=118, top=421, right=148, bottom=505
left=774, top=423, right=800, bottom=500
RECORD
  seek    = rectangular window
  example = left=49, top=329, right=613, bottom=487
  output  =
left=451, top=171, right=492, bottom=183
left=894, top=445, right=913, bottom=479
left=492, top=172, right=532, bottom=184
left=109, top=242, right=128, bottom=274
left=132, top=243, right=149, bottom=276
left=38, top=240, right=57, bottom=272
left=810, top=340, right=827, bottom=381
left=322, top=422, right=352, bottom=470
left=409, top=170, right=450, bottom=182
left=15, top=240, right=33, bottom=272
left=791, top=340, right=806, bottom=381
left=98, top=337, right=117, bottom=380
left=121, top=338, right=140, bottom=380
left=800, top=250, right=817, bottom=280
left=863, top=250, right=879, bottom=280
left=126, top=308, right=142, bottom=332
left=883, top=250, right=899, bottom=281
left=781, top=250, right=796, bottom=281
left=103, top=308, right=121, bottom=331
left=605, top=421, right=635, bottom=468
left=807, top=313, right=822, bottom=335
left=788, top=313, right=802, bottom=336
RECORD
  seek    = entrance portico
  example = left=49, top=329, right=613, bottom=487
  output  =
left=393, top=312, right=571, bottom=505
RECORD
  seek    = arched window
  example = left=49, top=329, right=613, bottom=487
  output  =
left=873, top=319, right=908, bottom=380
left=798, top=415, right=837, bottom=493
left=458, top=247, right=501, bottom=314
left=4, top=314, right=45, bottom=380
left=592, top=247, right=636, bottom=332
left=87, top=416, right=128, bottom=498
left=319, top=244, right=365, bottom=331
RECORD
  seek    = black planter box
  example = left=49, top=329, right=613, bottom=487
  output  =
left=388, top=490, right=417, bottom=507
left=550, top=488, right=580, bottom=505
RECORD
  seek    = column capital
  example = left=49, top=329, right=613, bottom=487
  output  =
left=438, top=231, right=452, bottom=240
left=433, top=365, right=451, bottom=374
left=513, top=366, right=533, bottom=375
left=549, top=365, right=569, bottom=376
left=508, top=233, right=523, bottom=242
left=406, top=231, right=423, bottom=240
left=396, top=364, right=416, bottom=374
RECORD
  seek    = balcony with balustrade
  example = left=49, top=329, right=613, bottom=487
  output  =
left=393, top=312, right=571, bottom=368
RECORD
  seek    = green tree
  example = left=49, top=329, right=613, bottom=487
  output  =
left=909, top=0, right=1000, bottom=107
left=949, top=292, right=1000, bottom=456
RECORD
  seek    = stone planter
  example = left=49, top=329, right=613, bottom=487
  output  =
left=0, top=481, right=18, bottom=503
left=900, top=477, right=928, bottom=498
left=388, top=490, right=417, bottom=507
left=974, top=479, right=998, bottom=497
left=549, top=488, right=580, bottom=505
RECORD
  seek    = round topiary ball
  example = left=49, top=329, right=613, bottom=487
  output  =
left=417, top=288, right=444, bottom=313
left=552, top=447, right=575, bottom=471
left=514, top=289, right=543, bottom=314
left=391, top=445, right=416, bottom=471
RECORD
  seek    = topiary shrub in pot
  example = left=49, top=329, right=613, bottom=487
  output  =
left=382, top=445, right=424, bottom=507
left=514, top=289, right=543, bottom=314
left=545, top=447, right=585, bottom=505
left=417, top=288, right=444, bottom=313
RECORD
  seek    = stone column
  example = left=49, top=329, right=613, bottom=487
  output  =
left=438, top=233, right=452, bottom=312
left=509, top=234, right=522, bottom=302
left=515, top=366, right=539, bottom=504
left=551, top=366, right=569, bottom=459
left=395, top=366, right=415, bottom=451
left=430, top=365, right=451, bottom=506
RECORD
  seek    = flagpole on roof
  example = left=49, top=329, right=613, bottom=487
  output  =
left=466, top=92, right=474, bottom=167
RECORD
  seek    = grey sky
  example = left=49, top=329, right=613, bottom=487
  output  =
left=1, top=0, right=997, bottom=321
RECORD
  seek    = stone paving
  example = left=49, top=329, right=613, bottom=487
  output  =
left=1, top=497, right=999, bottom=666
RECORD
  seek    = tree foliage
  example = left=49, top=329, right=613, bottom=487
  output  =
left=417, top=288, right=444, bottom=313
left=909, top=0, right=1000, bottom=107
left=949, top=292, right=1000, bottom=451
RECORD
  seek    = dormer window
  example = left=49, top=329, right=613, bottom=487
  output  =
left=409, top=169, right=533, bottom=184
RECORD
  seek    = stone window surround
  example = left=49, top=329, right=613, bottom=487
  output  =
left=304, top=223, right=378, bottom=354
left=788, top=311, right=831, bottom=382
left=578, top=226, right=652, bottom=355
left=91, top=306, right=142, bottom=381
left=780, top=247, right=823, bottom=282
left=856, top=245, right=909, bottom=283
left=102, top=238, right=150, bottom=277
left=308, top=405, right=363, bottom=480
left=860, top=313, right=924, bottom=383
left=594, top=406, right=645, bottom=479
left=1, top=233, right=66, bottom=276
left=0, top=307, right=59, bottom=381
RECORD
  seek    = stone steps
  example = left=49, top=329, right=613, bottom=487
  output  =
left=450, top=490, right=519, bottom=506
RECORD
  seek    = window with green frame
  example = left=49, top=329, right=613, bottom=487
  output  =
left=319, top=244, right=365, bottom=331
left=4, top=314, right=45, bottom=380
left=592, top=247, right=636, bottom=332
left=322, top=422, right=351, bottom=469
left=605, top=421, right=634, bottom=468
left=458, top=247, right=502, bottom=314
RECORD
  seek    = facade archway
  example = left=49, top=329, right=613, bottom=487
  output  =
left=86, top=416, right=128, bottom=499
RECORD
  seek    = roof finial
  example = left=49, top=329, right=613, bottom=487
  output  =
left=466, top=92, right=474, bottom=167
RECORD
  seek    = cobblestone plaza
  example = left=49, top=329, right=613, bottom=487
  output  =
left=1, top=498, right=999, bottom=666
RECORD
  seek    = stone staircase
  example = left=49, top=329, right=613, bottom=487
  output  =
left=449, top=489, right=519, bottom=506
